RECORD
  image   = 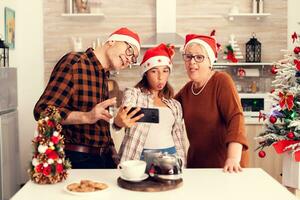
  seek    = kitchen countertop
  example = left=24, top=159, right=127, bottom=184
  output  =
left=11, top=168, right=297, bottom=200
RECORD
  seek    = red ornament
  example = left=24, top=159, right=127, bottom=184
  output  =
left=45, top=149, right=59, bottom=160
left=51, top=136, right=60, bottom=144
left=270, top=66, right=278, bottom=74
left=35, top=164, right=43, bottom=173
left=48, top=151, right=59, bottom=160
left=47, top=120, right=55, bottom=128
left=294, top=59, right=300, bottom=71
left=258, top=150, right=266, bottom=158
left=42, top=166, right=51, bottom=176
left=56, top=163, right=64, bottom=173
left=269, top=115, right=277, bottom=124
left=270, top=88, right=275, bottom=93
left=287, top=132, right=295, bottom=139
left=294, top=47, right=300, bottom=54
left=292, top=32, right=298, bottom=43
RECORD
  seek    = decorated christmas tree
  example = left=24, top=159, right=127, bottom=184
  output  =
left=29, top=106, right=71, bottom=184
left=256, top=32, right=300, bottom=160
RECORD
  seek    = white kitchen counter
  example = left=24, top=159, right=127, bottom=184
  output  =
left=11, top=168, right=297, bottom=200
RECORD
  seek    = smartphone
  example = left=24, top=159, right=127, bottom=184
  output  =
left=127, top=107, right=159, bottom=123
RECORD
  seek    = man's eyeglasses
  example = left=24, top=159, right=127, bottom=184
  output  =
left=124, top=42, right=138, bottom=64
left=182, top=54, right=205, bottom=63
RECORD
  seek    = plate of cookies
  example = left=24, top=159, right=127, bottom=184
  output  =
left=64, top=179, right=109, bottom=196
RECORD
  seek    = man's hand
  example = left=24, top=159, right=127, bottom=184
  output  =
left=88, top=97, right=117, bottom=124
left=113, top=106, right=144, bottom=128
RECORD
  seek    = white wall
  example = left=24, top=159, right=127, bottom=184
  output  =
left=288, top=0, right=300, bottom=49
left=16, top=0, right=44, bottom=183
left=1, top=0, right=44, bottom=184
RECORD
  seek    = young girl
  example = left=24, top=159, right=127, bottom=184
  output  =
left=113, top=43, right=187, bottom=165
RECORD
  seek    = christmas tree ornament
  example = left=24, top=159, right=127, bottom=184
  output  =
left=269, top=115, right=277, bottom=124
left=292, top=32, right=298, bottom=43
left=258, top=150, right=266, bottom=158
left=294, top=59, right=300, bottom=71
left=270, top=65, right=278, bottom=74
left=287, top=132, right=295, bottom=139
left=29, top=106, right=71, bottom=184
left=294, top=47, right=300, bottom=55
left=278, top=92, right=294, bottom=110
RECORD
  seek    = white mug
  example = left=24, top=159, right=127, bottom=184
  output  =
left=117, top=160, right=146, bottom=179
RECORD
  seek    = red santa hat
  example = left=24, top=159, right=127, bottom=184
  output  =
left=140, top=43, right=175, bottom=76
left=182, top=34, right=218, bottom=64
left=107, top=27, right=141, bottom=52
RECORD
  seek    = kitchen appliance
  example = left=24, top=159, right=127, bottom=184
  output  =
left=239, top=93, right=271, bottom=118
left=0, top=67, right=20, bottom=200
left=149, top=153, right=183, bottom=181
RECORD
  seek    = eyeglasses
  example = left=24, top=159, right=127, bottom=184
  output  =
left=124, top=42, right=138, bottom=64
left=182, top=54, right=205, bottom=63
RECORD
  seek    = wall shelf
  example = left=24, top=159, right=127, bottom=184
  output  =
left=61, top=13, right=105, bottom=18
left=213, top=62, right=273, bottom=66
left=228, top=13, right=271, bottom=21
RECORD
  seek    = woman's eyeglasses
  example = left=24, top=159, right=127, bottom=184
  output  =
left=124, top=42, right=137, bottom=64
left=182, top=54, right=205, bottom=63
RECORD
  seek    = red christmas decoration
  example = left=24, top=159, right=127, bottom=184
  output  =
left=35, top=164, right=43, bottom=173
left=294, top=59, right=300, bottom=71
left=225, top=45, right=238, bottom=63
left=56, top=163, right=64, bottom=173
left=269, top=115, right=277, bottom=124
left=294, top=47, right=300, bottom=54
left=287, top=132, right=295, bottom=139
left=51, top=136, right=60, bottom=144
left=292, top=32, right=298, bottom=43
left=270, top=66, right=278, bottom=74
left=29, top=106, right=71, bottom=184
left=43, top=165, right=51, bottom=176
left=258, top=150, right=266, bottom=158
left=278, top=91, right=294, bottom=110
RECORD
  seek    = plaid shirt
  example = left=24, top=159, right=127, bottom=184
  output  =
left=34, top=48, right=114, bottom=148
left=117, top=87, right=187, bottom=165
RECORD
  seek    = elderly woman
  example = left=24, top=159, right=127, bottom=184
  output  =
left=175, top=34, right=249, bottom=172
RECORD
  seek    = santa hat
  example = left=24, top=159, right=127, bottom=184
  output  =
left=107, top=27, right=141, bottom=52
left=140, top=43, right=175, bottom=76
left=182, top=34, right=218, bottom=64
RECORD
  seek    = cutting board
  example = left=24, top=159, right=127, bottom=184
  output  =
left=117, top=177, right=183, bottom=192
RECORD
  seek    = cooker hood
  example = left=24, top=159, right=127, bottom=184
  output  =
left=143, top=0, right=184, bottom=48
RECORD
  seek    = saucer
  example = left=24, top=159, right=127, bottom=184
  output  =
left=120, top=173, right=149, bottom=182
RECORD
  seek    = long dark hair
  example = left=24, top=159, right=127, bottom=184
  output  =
left=135, top=75, right=174, bottom=99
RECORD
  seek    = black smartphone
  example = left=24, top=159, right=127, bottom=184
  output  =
left=127, top=107, right=159, bottom=123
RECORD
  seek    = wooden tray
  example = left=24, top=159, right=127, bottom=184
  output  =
left=117, top=176, right=183, bottom=192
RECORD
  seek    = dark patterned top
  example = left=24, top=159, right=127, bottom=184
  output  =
left=34, top=48, right=114, bottom=148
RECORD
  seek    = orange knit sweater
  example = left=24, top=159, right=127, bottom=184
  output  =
left=175, top=71, right=249, bottom=168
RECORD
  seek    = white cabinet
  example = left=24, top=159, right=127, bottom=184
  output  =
left=0, top=110, right=20, bottom=200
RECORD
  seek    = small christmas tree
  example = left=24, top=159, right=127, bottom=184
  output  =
left=223, top=34, right=243, bottom=62
left=29, top=106, right=71, bottom=184
left=256, top=32, right=300, bottom=161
